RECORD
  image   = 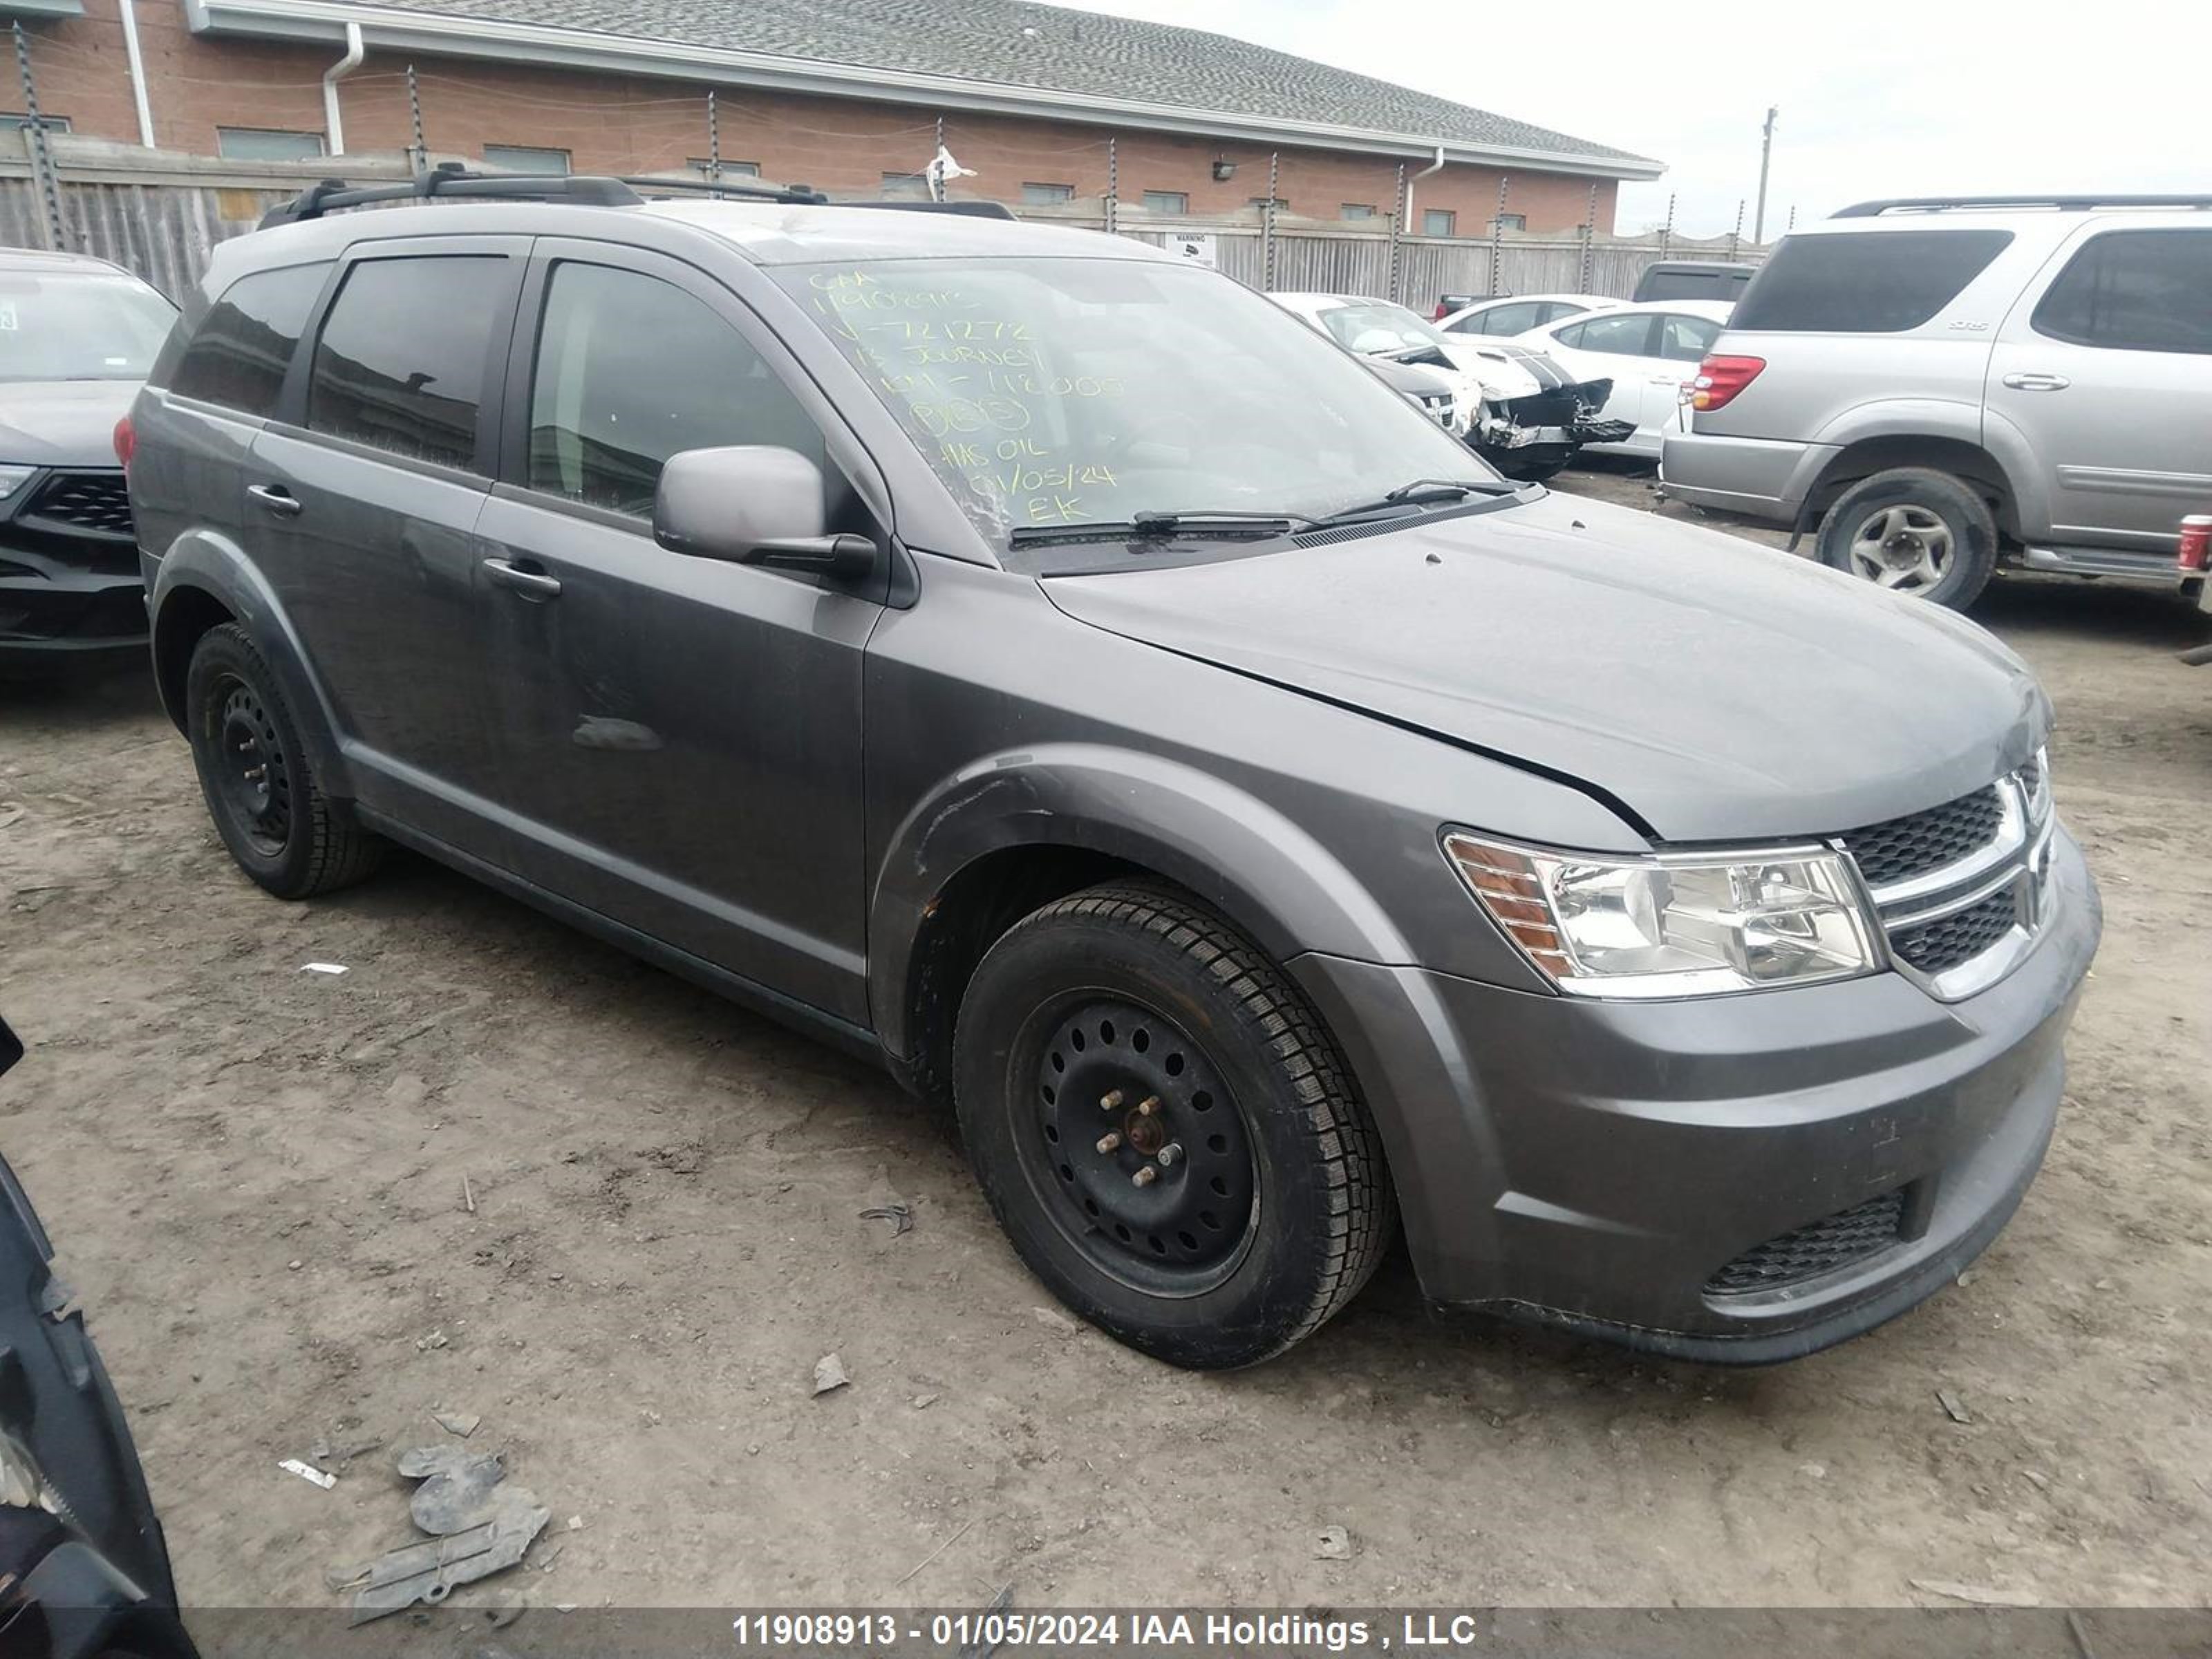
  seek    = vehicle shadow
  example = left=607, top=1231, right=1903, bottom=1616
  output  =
left=0, top=663, right=166, bottom=738
left=1978, top=570, right=2211, bottom=649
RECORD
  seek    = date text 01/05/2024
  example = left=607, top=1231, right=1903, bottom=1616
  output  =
left=729, top=1611, right=1497, bottom=1651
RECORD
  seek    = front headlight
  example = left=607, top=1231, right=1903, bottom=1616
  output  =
left=1445, top=832, right=1882, bottom=997
left=0, top=465, right=37, bottom=500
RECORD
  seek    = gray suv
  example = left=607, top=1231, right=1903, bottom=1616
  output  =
left=125, top=173, right=2100, bottom=1368
left=1663, top=195, right=2212, bottom=608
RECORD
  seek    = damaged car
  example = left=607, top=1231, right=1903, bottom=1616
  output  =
left=1270, top=291, right=1632, bottom=480
left=131, top=178, right=2099, bottom=1371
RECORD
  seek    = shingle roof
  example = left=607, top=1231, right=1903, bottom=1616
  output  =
left=324, top=0, right=1658, bottom=169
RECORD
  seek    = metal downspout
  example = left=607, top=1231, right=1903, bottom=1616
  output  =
left=117, top=0, right=156, bottom=147
left=322, top=20, right=364, bottom=156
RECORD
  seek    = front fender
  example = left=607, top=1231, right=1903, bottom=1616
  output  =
left=868, top=743, right=1416, bottom=1063
left=147, top=529, right=352, bottom=797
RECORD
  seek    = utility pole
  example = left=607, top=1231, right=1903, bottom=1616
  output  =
left=1753, top=105, right=1778, bottom=244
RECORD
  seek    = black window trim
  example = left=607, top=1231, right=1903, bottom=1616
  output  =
left=160, top=255, right=339, bottom=427
left=2029, top=225, right=2212, bottom=355
left=275, top=233, right=530, bottom=487
left=491, top=235, right=895, bottom=550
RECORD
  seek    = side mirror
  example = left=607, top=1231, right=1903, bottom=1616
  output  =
left=652, top=445, right=876, bottom=583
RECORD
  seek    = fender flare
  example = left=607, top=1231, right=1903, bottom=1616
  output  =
left=148, top=529, right=354, bottom=797
left=1808, top=397, right=2043, bottom=530
left=867, top=743, right=1416, bottom=1064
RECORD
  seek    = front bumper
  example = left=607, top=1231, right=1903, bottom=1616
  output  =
left=1293, top=826, right=2101, bottom=1362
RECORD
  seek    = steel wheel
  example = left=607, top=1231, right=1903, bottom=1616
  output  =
left=212, top=674, right=293, bottom=858
left=1021, top=994, right=1257, bottom=1295
left=1848, top=503, right=1955, bottom=594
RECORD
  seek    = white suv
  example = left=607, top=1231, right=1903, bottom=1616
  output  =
left=1661, top=194, right=2212, bottom=608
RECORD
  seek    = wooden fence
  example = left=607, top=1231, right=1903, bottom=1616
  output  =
left=1, top=134, right=1764, bottom=305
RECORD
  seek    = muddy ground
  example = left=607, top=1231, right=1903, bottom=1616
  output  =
left=2, top=467, right=2209, bottom=1618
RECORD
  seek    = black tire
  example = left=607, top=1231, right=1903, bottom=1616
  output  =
left=953, top=881, right=1396, bottom=1369
left=184, top=622, right=385, bottom=899
left=1816, top=467, right=1998, bottom=609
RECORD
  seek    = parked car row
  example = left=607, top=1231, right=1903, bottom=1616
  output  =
left=1270, top=290, right=1632, bottom=479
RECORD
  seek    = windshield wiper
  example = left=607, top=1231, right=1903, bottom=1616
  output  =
left=1304, top=478, right=1521, bottom=529
left=1008, top=509, right=1316, bottom=550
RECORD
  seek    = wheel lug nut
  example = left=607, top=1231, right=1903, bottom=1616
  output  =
left=1156, top=1143, right=1183, bottom=1168
left=1132, top=1165, right=1158, bottom=1188
left=1095, top=1132, right=1121, bottom=1154
left=1136, top=1095, right=1160, bottom=1116
left=1100, top=1089, right=1123, bottom=1112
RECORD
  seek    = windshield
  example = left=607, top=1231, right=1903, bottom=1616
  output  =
left=1315, top=301, right=1449, bottom=356
left=776, top=257, right=1497, bottom=552
left=0, top=272, right=176, bottom=382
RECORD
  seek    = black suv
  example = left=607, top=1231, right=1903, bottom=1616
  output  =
left=125, top=175, right=2098, bottom=1369
left=0, top=248, right=174, bottom=679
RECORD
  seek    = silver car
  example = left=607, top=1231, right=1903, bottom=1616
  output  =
left=1662, top=194, right=2212, bottom=608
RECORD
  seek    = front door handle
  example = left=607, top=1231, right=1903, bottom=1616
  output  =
left=482, top=556, right=562, bottom=600
left=2002, top=372, right=2071, bottom=391
left=246, top=482, right=303, bottom=517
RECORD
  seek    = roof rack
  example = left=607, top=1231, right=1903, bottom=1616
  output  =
left=619, top=174, right=830, bottom=205
left=259, top=163, right=1024, bottom=229
left=834, top=199, right=1018, bottom=221
left=1833, top=194, right=2212, bottom=218
left=261, top=163, right=643, bottom=227
left=623, top=178, right=1015, bottom=219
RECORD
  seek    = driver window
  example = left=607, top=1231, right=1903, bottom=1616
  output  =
left=528, top=262, right=826, bottom=518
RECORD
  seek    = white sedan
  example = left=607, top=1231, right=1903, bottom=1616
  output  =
left=1437, top=292, right=1620, bottom=339
left=1508, top=299, right=1733, bottom=460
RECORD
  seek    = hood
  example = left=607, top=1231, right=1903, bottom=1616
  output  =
left=1039, top=493, right=2046, bottom=844
left=1385, top=341, right=1541, bottom=400
left=0, top=379, right=139, bottom=467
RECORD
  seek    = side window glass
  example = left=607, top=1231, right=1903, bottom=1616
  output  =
left=1658, top=315, right=1722, bottom=362
left=1476, top=301, right=1538, bottom=336
left=2032, top=229, right=2212, bottom=355
left=308, top=256, right=509, bottom=471
left=170, top=262, right=330, bottom=417
left=1567, top=313, right=1658, bottom=357
left=526, top=263, right=827, bottom=519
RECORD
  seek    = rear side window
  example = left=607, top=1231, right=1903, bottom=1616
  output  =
left=2032, top=229, right=2212, bottom=354
left=169, top=263, right=326, bottom=415
left=1731, top=231, right=2014, bottom=332
left=525, top=262, right=825, bottom=519
left=1657, top=313, right=1723, bottom=362
left=307, top=256, right=508, bottom=471
left=1557, top=313, right=1656, bottom=356
left=1456, top=299, right=1539, bottom=336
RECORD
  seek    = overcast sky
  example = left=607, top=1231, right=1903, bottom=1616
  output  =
left=1044, top=0, right=2212, bottom=239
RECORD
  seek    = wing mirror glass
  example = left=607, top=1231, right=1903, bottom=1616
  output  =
left=652, top=446, right=875, bottom=582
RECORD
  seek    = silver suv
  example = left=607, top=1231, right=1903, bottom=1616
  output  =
left=1662, top=194, right=2212, bottom=608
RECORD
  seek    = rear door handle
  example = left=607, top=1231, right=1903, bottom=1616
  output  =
left=482, top=556, right=562, bottom=600
left=2001, top=372, right=2071, bottom=391
left=246, top=482, right=303, bottom=517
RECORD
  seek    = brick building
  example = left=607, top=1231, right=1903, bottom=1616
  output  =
left=5, top=0, right=1660, bottom=231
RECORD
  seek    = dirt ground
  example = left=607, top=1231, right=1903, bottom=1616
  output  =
left=3, top=469, right=2210, bottom=1616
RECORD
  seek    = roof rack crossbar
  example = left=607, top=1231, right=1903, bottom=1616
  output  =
left=1834, top=194, right=2212, bottom=218
left=619, top=174, right=828, bottom=205
left=834, top=199, right=1018, bottom=221
left=259, top=164, right=644, bottom=228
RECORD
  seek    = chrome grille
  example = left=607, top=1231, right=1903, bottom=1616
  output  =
left=1707, top=1190, right=1906, bottom=1295
left=1841, top=787, right=2005, bottom=888
left=1891, top=890, right=2020, bottom=975
left=1846, top=751, right=2054, bottom=1002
